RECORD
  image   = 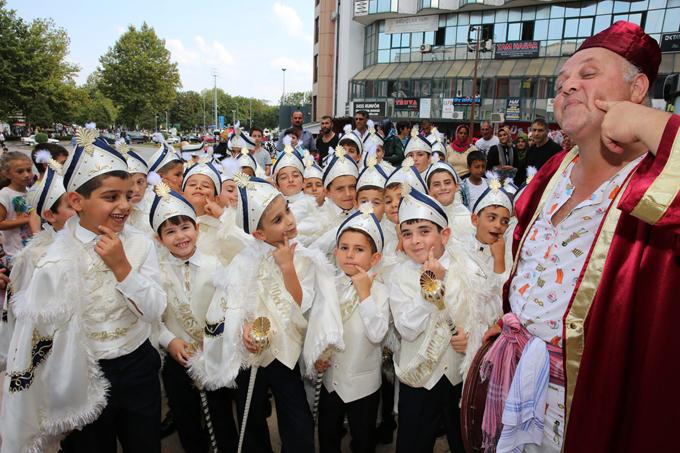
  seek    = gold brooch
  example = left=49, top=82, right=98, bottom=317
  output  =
left=250, top=316, right=272, bottom=354
left=420, top=270, right=446, bottom=310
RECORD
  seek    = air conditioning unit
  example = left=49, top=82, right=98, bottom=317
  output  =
left=420, top=44, right=432, bottom=53
left=451, top=111, right=464, bottom=120
left=490, top=112, right=505, bottom=123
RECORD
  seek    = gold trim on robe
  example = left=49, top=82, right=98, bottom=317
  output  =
left=629, top=131, right=680, bottom=224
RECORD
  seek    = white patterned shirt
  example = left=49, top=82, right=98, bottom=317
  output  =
left=509, top=155, right=642, bottom=346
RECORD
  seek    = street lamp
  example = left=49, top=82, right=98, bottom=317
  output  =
left=211, top=68, right=218, bottom=131
left=281, top=68, right=287, bottom=105
left=231, top=110, right=236, bottom=127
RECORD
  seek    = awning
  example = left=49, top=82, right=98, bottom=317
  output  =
left=352, top=57, right=573, bottom=82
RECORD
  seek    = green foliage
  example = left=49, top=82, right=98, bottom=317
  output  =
left=34, top=132, right=48, bottom=144
left=199, top=88, right=279, bottom=131
left=98, top=23, right=181, bottom=129
left=0, top=1, right=79, bottom=126
left=282, top=91, right=312, bottom=107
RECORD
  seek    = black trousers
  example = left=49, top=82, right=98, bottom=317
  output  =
left=234, top=360, right=314, bottom=453
left=162, top=354, right=239, bottom=453
left=61, top=340, right=162, bottom=453
left=318, top=387, right=380, bottom=453
left=380, top=370, right=396, bottom=429
left=396, top=377, right=464, bottom=453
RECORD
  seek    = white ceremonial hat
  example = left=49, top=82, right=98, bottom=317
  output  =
left=363, top=121, right=384, bottom=149
left=115, top=140, right=149, bottom=175
left=425, top=154, right=461, bottom=185
left=302, top=150, right=323, bottom=180
left=322, top=145, right=359, bottom=189
left=182, top=162, right=222, bottom=195
left=336, top=202, right=384, bottom=253
left=427, top=127, right=446, bottom=156
left=338, top=124, right=364, bottom=154
left=385, top=156, right=428, bottom=194
left=234, top=173, right=282, bottom=233
left=237, top=148, right=258, bottom=173
left=398, top=183, right=448, bottom=229
left=357, top=145, right=388, bottom=191
left=63, top=126, right=129, bottom=193
left=472, top=171, right=515, bottom=215
left=27, top=165, right=66, bottom=218
left=404, top=124, right=433, bottom=156
left=227, top=123, right=255, bottom=151
left=219, top=157, right=241, bottom=181
left=148, top=143, right=183, bottom=173
left=273, top=137, right=305, bottom=177
left=149, top=182, right=197, bottom=233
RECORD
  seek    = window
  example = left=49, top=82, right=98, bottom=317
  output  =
left=508, top=22, right=521, bottom=41
left=435, top=26, right=446, bottom=46
left=664, top=8, right=680, bottom=31
left=313, top=55, right=318, bottom=83
left=594, top=15, right=611, bottom=34
left=548, top=19, right=563, bottom=39
left=645, top=9, right=665, bottom=33
left=522, top=21, right=535, bottom=40
left=578, top=17, right=593, bottom=37
left=534, top=19, right=549, bottom=40
left=597, top=1, right=614, bottom=15
left=564, top=18, right=579, bottom=38
left=314, top=17, right=319, bottom=44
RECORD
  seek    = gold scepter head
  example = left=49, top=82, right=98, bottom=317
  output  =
left=250, top=316, right=272, bottom=354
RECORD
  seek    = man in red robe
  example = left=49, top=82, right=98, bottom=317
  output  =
left=478, top=21, right=680, bottom=452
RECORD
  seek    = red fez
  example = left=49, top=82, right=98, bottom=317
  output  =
left=576, top=21, right=661, bottom=82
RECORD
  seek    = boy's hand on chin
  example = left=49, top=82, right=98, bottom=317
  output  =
left=489, top=235, right=506, bottom=259
left=273, top=234, right=297, bottom=270
left=96, top=225, right=132, bottom=281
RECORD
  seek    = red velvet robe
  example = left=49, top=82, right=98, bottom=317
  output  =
left=503, top=114, right=680, bottom=452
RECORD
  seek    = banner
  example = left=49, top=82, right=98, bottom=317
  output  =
left=495, top=41, right=540, bottom=59
left=505, top=98, right=521, bottom=121
left=419, top=98, right=431, bottom=118
left=452, top=96, right=481, bottom=106
left=442, top=99, right=455, bottom=119
left=394, top=98, right=420, bottom=112
left=385, top=15, right=439, bottom=35
left=353, top=101, right=386, bottom=117
left=661, top=32, right=680, bottom=53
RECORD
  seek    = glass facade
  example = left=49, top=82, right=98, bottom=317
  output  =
left=354, top=0, right=680, bottom=122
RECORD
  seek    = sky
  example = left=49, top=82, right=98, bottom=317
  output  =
left=6, top=0, right=313, bottom=104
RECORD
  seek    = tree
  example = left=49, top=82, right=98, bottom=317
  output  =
left=0, top=1, right=79, bottom=126
left=283, top=91, right=312, bottom=107
left=99, top=23, right=180, bottom=129
left=170, top=91, right=204, bottom=131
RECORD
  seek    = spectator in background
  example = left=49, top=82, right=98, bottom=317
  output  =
left=420, top=119, right=433, bottom=136
left=487, top=126, right=519, bottom=183
left=383, top=120, right=410, bottom=167
left=526, top=117, right=563, bottom=170
left=0, top=131, right=5, bottom=148
left=250, top=127, right=272, bottom=176
left=276, top=110, right=316, bottom=152
left=474, top=121, right=499, bottom=155
left=353, top=110, right=370, bottom=142
left=447, top=124, right=474, bottom=178
left=315, top=115, right=338, bottom=161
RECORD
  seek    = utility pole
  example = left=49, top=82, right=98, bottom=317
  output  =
left=467, top=26, right=492, bottom=135
left=212, top=68, right=218, bottom=131
left=202, top=94, right=206, bottom=132
left=165, top=110, right=169, bottom=132
left=281, top=68, right=287, bottom=105
left=231, top=110, right=236, bottom=126
left=249, top=98, right=253, bottom=129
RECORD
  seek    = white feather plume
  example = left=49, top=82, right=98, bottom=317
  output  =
left=146, top=171, right=162, bottom=186
left=343, top=124, right=352, bottom=134
left=526, top=166, right=538, bottom=184
left=220, top=158, right=241, bottom=180
left=84, top=122, right=97, bottom=130
left=34, top=150, right=52, bottom=164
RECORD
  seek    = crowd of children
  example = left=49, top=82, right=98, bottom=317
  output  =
left=0, top=121, right=527, bottom=453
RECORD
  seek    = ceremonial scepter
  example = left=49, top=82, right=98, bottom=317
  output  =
left=312, top=348, right=333, bottom=423
left=187, top=343, right=219, bottom=453
left=237, top=317, right=272, bottom=453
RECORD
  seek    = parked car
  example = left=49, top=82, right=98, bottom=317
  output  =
left=100, top=133, right=117, bottom=145
left=126, top=131, right=147, bottom=144
left=21, top=135, right=59, bottom=146
left=181, top=134, right=201, bottom=143
left=165, top=135, right=180, bottom=144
